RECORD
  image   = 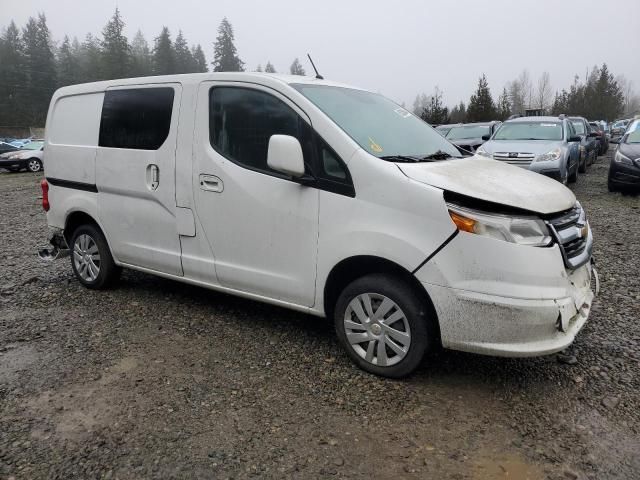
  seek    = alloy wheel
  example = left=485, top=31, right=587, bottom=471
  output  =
left=73, top=234, right=101, bottom=282
left=343, top=293, right=411, bottom=367
left=28, top=159, right=42, bottom=172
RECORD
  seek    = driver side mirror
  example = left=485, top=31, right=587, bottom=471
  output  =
left=481, top=134, right=491, bottom=141
left=568, top=136, right=581, bottom=142
left=588, top=132, right=598, bottom=138
left=267, top=135, right=305, bottom=178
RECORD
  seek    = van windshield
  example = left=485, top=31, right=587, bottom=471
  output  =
left=291, top=84, right=461, bottom=160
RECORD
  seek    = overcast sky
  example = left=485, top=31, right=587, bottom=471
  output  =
left=4, top=0, right=640, bottom=106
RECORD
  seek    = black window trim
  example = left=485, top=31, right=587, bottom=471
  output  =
left=208, top=84, right=355, bottom=198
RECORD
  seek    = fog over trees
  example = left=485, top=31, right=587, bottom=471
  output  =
left=1, top=8, right=638, bottom=127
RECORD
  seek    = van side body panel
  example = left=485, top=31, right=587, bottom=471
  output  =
left=313, top=149, right=457, bottom=314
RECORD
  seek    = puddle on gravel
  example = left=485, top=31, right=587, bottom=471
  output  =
left=473, top=453, right=544, bottom=480
left=0, top=344, right=40, bottom=383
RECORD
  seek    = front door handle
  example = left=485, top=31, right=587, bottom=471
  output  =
left=199, top=174, right=223, bottom=193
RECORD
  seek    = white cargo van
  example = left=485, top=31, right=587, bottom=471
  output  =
left=40, top=73, right=597, bottom=377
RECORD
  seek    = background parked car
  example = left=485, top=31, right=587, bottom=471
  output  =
left=589, top=121, right=609, bottom=155
left=610, top=119, right=630, bottom=142
left=476, top=116, right=580, bottom=184
left=444, top=121, right=501, bottom=153
left=0, top=141, right=20, bottom=156
left=569, top=116, right=598, bottom=172
left=0, top=140, right=44, bottom=172
left=608, top=118, right=640, bottom=193
left=434, top=123, right=458, bottom=137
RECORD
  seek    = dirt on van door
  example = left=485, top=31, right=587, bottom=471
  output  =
left=1, top=154, right=639, bottom=479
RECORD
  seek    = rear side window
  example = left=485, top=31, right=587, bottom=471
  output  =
left=99, top=88, right=174, bottom=150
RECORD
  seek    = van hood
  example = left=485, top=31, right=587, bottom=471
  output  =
left=397, top=156, right=576, bottom=215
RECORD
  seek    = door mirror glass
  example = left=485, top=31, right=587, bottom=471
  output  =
left=267, top=135, right=305, bottom=178
left=568, top=135, right=581, bottom=142
left=481, top=134, right=491, bottom=141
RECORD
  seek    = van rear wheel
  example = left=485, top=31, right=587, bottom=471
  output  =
left=70, top=224, right=120, bottom=289
left=334, top=273, right=435, bottom=378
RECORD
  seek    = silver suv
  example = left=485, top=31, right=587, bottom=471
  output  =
left=476, top=116, right=581, bottom=184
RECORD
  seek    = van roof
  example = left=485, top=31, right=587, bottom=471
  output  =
left=52, top=72, right=367, bottom=97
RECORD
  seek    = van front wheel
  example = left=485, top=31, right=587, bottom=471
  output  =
left=70, top=224, right=121, bottom=289
left=334, top=274, right=434, bottom=378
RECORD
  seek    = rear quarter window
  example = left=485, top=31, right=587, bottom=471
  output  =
left=49, top=92, right=104, bottom=146
left=99, top=88, right=174, bottom=150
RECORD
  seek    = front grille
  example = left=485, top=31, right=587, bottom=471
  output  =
left=493, top=152, right=535, bottom=167
left=546, top=203, right=592, bottom=269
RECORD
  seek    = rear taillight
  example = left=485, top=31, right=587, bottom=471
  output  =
left=41, top=179, right=49, bottom=211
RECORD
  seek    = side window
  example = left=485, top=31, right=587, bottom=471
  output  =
left=566, top=121, right=574, bottom=139
left=210, top=87, right=354, bottom=196
left=210, top=87, right=303, bottom=176
left=99, top=88, right=174, bottom=150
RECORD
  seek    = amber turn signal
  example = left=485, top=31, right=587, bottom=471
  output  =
left=449, top=210, right=476, bottom=233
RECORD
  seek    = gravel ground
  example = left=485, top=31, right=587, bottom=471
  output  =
left=0, top=151, right=638, bottom=479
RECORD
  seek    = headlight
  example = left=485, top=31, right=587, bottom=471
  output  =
left=614, top=150, right=633, bottom=166
left=476, top=146, right=491, bottom=158
left=534, top=148, right=562, bottom=163
left=447, top=203, right=552, bottom=247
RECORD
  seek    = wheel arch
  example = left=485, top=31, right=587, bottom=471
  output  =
left=323, top=255, right=440, bottom=343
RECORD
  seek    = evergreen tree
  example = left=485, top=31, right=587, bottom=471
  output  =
left=152, top=27, right=174, bottom=75
left=173, top=30, right=194, bottom=73
left=264, top=61, right=276, bottom=73
left=22, top=14, right=57, bottom=124
left=467, top=74, right=496, bottom=122
left=420, top=87, right=449, bottom=124
left=290, top=58, right=305, bottom=75
left=593, top=64, right=623, bottom=121
left=449, top=101, right=467, bottom=123
left=0, top=21, right=27, bottom=125
left=100, top=8, right=130, bottom=79
left=497, top=87, right=511, bottom=120
left=255, top=64, right=263, bottom=72
left=57, top=35, right=80, bottom=86
left=550, top=65, right=623, bottom=121
left=191, top=44, right=208, bottom=72
left=212, top=18, right=243, bottom=72
left=131, top=30, right=152, bottom=77
left=78, top=33, right=102, bottom=83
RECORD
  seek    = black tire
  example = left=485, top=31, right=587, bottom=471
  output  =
left=26, top=158, right=43, bottom=172
left=69, top=224, right=121, bottom=289
left=334, top=273, right=437, bottom=378
left=567, top=162, right=578, bottom=183
left=578, top=152, right=587, bottom=173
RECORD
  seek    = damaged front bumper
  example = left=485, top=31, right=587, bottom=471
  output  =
left=423, top=262, right=598, bottom=357
left=415, top=229, right=599, bottom=358
left=38, top=227, right=69, bottom=261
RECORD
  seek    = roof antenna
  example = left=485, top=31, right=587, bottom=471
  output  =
left=307, top=53, right=324, bottom=80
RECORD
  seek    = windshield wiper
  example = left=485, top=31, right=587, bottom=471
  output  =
left=379, top=155, right=423, bottom=163
left=380, top=151, right=461, bottom=163
left=421, top=150, right=457, bottom=160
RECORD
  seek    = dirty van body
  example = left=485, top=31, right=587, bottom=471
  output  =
left=40, top=73, right=597, bottom=378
